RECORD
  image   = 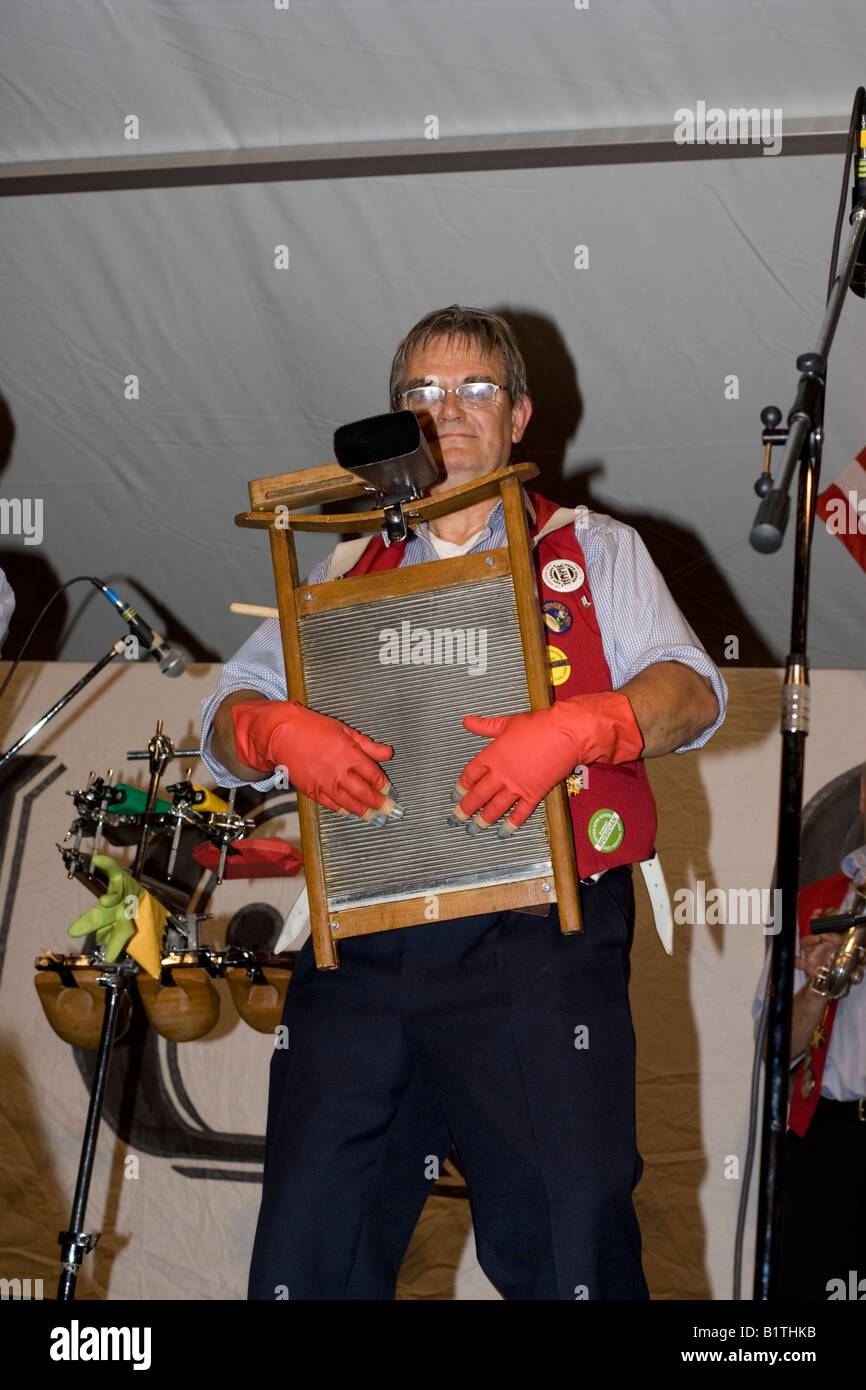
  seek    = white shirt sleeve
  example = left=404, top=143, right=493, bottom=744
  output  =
left=577, top=511, right=728, bottom=751
left=199, top=617, right=289, bottom=789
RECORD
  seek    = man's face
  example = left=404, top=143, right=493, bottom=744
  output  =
left=397, top=334, right=532, bottom=488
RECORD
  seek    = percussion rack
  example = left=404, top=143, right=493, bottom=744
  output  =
left=52, top=721, right=245, bottom=1300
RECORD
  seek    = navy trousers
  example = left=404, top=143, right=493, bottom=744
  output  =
left=248, top=865, right=647, bottom=1300
left=781, top=1098, right=866, bottom=1300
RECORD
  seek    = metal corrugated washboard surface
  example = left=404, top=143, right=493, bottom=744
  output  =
left=299, top=575, right=553, bottom=909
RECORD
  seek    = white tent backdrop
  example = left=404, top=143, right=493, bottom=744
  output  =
left=1, top=1, right=865, bottom=667
left=1, top=1, right=862, bottom=158
left=1, top=0, right=866, bottom=1303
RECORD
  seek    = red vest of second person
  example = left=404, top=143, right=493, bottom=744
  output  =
left=345, top=491, right=658, bottom=877
left=787, top=870, right=849, bottom=1137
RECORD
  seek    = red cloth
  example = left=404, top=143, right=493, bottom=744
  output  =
left=787, top=871, right=850, bottom=1137
left=193, top=837, right=303, bottom=879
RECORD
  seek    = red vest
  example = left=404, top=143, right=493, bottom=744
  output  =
left=787, top=870, right=849, bottom=1136
left=345, top=491, right=658, bottom=877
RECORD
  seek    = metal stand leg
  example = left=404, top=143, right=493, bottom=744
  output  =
left=56, top=968, right=132, bottom=1301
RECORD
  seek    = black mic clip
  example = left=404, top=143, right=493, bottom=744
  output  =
left=750, top=354, right=825, bottom=554
left=754, top=404, right=785, bottom=499
left=92, top=580, right=187, bottom=677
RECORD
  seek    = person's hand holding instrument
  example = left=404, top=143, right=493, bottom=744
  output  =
left=452, top=692, right=644, bottom=834
left=233, top=699, right=400, bottom=823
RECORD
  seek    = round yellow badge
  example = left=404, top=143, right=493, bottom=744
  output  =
left=546, top=644, right=572, bottom=686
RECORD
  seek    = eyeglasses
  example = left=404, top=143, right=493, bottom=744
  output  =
left=399, top=382, right=507, bottom=412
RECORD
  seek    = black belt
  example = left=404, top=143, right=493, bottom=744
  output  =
left=816, top=1096, right=866, bottom=1125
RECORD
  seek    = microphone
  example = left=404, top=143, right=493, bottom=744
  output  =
left=94, top=581, right=187, bottom=677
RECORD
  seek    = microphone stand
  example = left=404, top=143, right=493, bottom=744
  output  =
left=56, top=955, right=137, bottom=1300
left=749, top=119, right=866, bottom=1300
left=0, top=585, right=190, bottom=1295
left=0, top=618, right=188, bottom=1295
left=0, top=579, right=187, bottom=774
left=0, top=641, right=125, bottom=771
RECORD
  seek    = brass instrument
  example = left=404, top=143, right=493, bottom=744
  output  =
left=810, top=877, right=866, bottom=999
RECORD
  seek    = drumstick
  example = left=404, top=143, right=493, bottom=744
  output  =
left=231, top=602, right=279, bottom=619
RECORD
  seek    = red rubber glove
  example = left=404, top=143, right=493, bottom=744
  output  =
left=457, top=691, right=644, bottom=829
left=232, top=700, right=393, bottom=817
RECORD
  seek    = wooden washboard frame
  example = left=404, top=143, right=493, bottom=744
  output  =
left=235, top=461, right=582, bottom=968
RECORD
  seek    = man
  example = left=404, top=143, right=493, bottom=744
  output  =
left=769, top=762, right=866, bottom=1300
left=201, top=305, right=726, bottom=1300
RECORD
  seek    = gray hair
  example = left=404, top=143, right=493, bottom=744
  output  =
left=389, top=304, right=529, bottom=408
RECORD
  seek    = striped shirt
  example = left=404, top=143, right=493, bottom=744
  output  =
left=200, top=496, right=727, bottom=789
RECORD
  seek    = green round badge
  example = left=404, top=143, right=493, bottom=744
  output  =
left=587, top=808, right=624, bottom=853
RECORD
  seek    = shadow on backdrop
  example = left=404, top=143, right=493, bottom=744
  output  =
left=502, top=308, right=778, bottom=668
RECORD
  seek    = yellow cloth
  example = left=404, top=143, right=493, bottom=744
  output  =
left=127, top=890, right=169, bottom=980
left=67, top=854, right=168, bottom=980
left=192, top=787, right=229, bottom=814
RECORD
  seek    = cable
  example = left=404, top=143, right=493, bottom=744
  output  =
left=0, top=575, right=102, bottom=703
left=826, top=87, right=865, bottom=304
left=733, top=937, right=771, bottom=1298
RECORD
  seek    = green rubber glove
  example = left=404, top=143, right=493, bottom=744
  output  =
left=67, top=854, right=145, bottom=963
